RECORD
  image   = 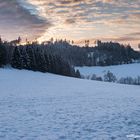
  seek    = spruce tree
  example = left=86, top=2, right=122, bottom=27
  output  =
left=35, top=49, right=47, bottom=72
left=0, top=44, right=6, bottom=67
left=20, top=48, right=30, bottom=69
left=26, top=46, right=37, bottom=70
left=11, top=47, right=22, bottom=69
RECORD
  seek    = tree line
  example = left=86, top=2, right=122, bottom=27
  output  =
left=0, top=37, right=81, bottom=78
left=0, top=37, right=140, bottom=77
left=85, top=71, right=140, bottom=85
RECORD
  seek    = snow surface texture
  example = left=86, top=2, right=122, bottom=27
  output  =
left=0, top=68, right=140, bottom=140
left=76, top=63, right=140, bottom=79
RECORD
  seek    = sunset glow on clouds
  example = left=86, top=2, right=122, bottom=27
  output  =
left=0, top=0, right=140, bottom=48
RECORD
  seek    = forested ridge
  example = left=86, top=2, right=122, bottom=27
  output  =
left=0, top=37, right=140, bottom=77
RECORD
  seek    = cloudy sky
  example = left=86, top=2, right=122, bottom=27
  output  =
left=0, top=0, right=140, bottom=49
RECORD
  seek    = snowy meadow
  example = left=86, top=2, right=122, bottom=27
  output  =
left=0, top=68, right=140, bottom=140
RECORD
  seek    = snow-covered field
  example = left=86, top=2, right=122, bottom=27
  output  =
left=76, top=63, right=140, bottom=79
left=0, top=68, right=140, bottom=140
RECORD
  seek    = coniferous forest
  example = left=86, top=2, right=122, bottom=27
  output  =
left=0, top=37, right=140, bottom=78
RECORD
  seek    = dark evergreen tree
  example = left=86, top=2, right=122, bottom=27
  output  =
left=11, top=47, right=22, bottom=69
left=35, top=48, right=47, bottom=72
left=44, top=53, right=50, bottom=72
left=0, top=44, right=6, bottom=67
left=20, top=48, right=30, bottom=69
left=0, top=37, right=6, bottom=67
left=26, top=46, right=36, bottom=70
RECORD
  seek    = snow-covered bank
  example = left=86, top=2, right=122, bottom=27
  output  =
left=76, top=63, right=140, bottom=79
left=0, top=68, right=140, bottom=139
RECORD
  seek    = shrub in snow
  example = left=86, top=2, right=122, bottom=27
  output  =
left=104, top=71, right=117, bottom=82
left=91, top=74, right=103, bottom=81
left=96, top=76, right=103, bottom=81
left=119, top=76, right=140, bottom=85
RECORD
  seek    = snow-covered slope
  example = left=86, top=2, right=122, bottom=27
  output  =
left=0, top=68, right=140, bottom=140
left=76, top=63, right=140, bottom=79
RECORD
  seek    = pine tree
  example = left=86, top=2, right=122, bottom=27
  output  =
left=0, top=37, right=6, bottom=67
left=44, top=53, right=50, bottom=72
left=0, top=44, right=6, bottom=67
left=11, top=47, right=22, bottom=69
left=35, top=48, right=47, bottom=72
left=48, top=54, right=54, bottom=73
left=20, top=48, right=30, bottom=69
left=26, top=46, right=37, bottom=70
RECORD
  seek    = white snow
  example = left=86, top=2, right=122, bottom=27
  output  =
left=127, top=134, right=140, bottom=139
left=0, top=68, right=140, bottom=140
left=76, top=63, right=140, bottom=79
